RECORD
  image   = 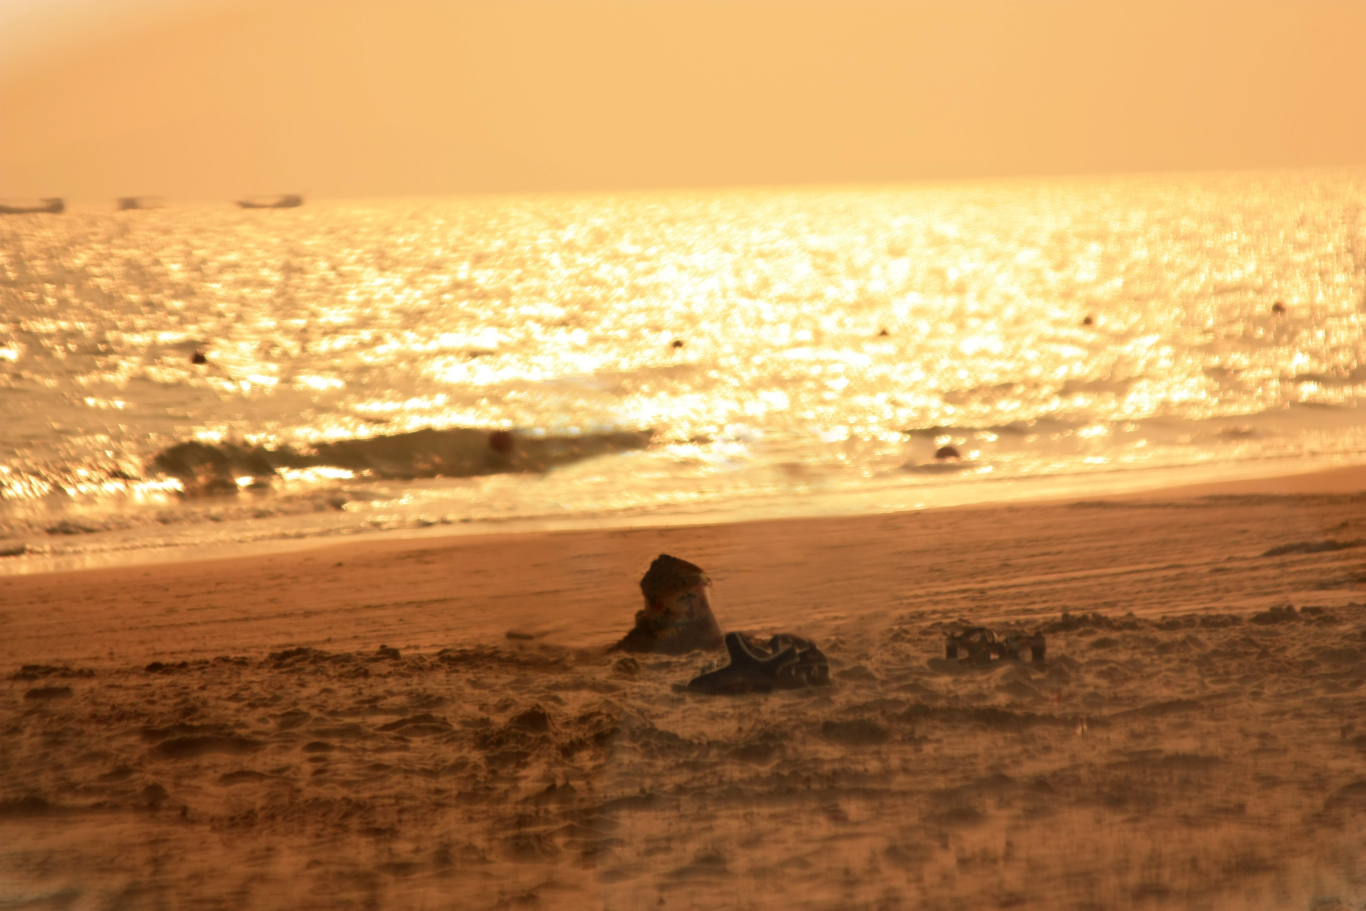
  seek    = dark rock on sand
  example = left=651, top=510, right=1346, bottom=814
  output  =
left=611, top=554, right=724, bottom=655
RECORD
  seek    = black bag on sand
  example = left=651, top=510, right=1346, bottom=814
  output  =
left=685, top=632, right=832, bottom=694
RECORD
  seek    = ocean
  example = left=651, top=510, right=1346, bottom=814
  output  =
left=2, top=170, right=1365, bottom=569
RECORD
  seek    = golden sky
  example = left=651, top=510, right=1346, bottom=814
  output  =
left=2, top=0, right=1365, bottom=200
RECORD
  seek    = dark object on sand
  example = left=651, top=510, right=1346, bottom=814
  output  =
left=118, top=196, right=164, bottom=210
left=945, top=627, right=1046, bottom=665
left=934, top=445, right=961, bottom=460
left=1271, top=301, right=1287, bottom=314
left=687, top=632, right=831, bottom=694
left=611, top=554, right=724, bottom=654
left=0, top=198, right=64, bottom=215
left=191, top=350, right=208, bottom=365
left=237, top=194, right=303, bottom=209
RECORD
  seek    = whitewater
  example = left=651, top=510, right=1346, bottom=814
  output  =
left=2, top=170, right=1365, bottom=569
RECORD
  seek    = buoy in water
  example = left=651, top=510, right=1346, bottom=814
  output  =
left=671, top=339, right=684, bottom=349
left=191, top=350, right=207, bottom=365
left=934, top=445, right=961, bottom=461
left=488, top=430, right=514, bottom=454
left=1272, top=301, right=1287, bottom=314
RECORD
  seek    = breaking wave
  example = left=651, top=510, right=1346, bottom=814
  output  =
left=150, top=426, right=654, bottom=496
left=0, top=427, right=654, bottom=553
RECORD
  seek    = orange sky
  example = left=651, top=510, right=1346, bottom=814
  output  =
left=2, top=0, right=1365, bottom=200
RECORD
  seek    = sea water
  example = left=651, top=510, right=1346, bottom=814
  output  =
left=2, top=170, right=1365, bottom=568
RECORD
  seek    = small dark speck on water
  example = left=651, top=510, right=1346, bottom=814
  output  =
left=1272, top=301, right=1287, bottom=314
left=671, top=339, right=684, bottom=349
left=191, top=351, right=208, bottom=365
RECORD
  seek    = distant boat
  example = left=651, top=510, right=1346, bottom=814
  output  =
left=0, top=198, right=64, bottom=215
left=117, top=196, right=165, bottom=210
left=236, top=194, right=303, bottom=209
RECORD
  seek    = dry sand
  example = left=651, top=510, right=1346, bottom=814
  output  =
left=3, top=467, right=1366, bottom=910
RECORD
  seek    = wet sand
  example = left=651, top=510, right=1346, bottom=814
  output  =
left=3, top=466, right=1366, bottom=910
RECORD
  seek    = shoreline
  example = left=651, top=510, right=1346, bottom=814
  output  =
left=4, top=457, right=1365, bottom=580
left=4, top=459, right=1363, bottom=671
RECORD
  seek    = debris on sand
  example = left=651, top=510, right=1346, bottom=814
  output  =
left=611, top=554, right=724, bottom=654
left=945, top=626, right=1046, bottom=665
left=686, top=632, right=831, bottom=694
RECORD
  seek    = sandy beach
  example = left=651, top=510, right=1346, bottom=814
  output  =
left=4, top=466, right=1366, bottom=910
